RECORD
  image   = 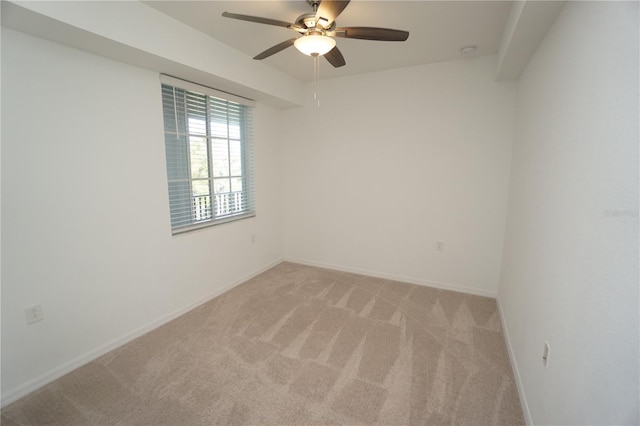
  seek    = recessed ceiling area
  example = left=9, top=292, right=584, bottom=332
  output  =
left=144, top=1, right=513, bottom=82
left=1, top=0, right=565, bottom=105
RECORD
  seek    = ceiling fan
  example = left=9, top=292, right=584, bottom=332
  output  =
left=222, top=0, right=410, bottom=68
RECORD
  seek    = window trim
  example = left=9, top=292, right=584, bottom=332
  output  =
left=171, top=211, right=256, bottom=236
left=159, top=75, right=255, bottom=108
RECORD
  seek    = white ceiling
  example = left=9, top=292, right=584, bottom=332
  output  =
left=145, top=1, right=514, bottom=82
left=2, top=0, right=563, bottom=106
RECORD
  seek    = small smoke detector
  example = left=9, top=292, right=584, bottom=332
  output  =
left=460, top=45, right=477, bottom=55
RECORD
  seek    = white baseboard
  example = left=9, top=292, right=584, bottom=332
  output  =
left=496, top=297, right=533, bottom=425
left=284, top=256, right=497, bottom=298
left=0, top=257, right=284, bottom=407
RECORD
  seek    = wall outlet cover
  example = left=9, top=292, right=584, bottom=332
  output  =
left=25, top=304, right=44, bottom=325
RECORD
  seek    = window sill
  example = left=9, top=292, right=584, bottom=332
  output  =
left=171, top=212, right=256, bottom=236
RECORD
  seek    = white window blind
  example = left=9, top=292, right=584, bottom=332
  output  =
left=160, top=75, right=255, bottom=234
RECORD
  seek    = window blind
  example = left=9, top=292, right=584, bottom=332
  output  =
left=160, top=75, right=255, bottom=234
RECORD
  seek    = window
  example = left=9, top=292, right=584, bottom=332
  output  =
left=160, top=75, right=255, bottom=234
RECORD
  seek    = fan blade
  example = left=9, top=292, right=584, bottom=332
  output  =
left=222, top=12, right=304, bottom=32
left=324, top=46, right=346, bottom=68
left=315, top=0, right=350, bottom=28
left=253, top=38, right=297, bottom=60
left=334, top=27, right=409, bottom=41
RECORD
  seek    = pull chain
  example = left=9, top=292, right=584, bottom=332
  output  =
left=313, top=55, right=320, bottom=108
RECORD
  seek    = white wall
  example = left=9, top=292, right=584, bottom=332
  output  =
left=498, top=2, right=639, bottom=425
left=0, top=28, right=284, bottom=403
left=282, top=55, right=516, bottom=296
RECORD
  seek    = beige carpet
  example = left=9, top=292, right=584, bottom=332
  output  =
left=1, top=262, right=524, bottom=425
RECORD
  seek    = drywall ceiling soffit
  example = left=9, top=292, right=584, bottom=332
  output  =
left=0, top=1, right=304, bottom=107
left=495, top=0, right=567, bottom=81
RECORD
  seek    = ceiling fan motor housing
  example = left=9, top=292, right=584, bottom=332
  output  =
left=296, top=13, right=335, bottom=31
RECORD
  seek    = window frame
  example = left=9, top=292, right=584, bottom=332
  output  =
left=160, top=75, right=256, bottom=235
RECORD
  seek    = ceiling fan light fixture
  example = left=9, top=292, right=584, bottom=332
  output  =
left=294, top=34, right=336, bottom=57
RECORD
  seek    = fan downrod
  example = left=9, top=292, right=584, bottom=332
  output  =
left=306, top=0, right=320, bottom=12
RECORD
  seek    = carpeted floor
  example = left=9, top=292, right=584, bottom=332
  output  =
left=1, top=262, right=524, bottom=425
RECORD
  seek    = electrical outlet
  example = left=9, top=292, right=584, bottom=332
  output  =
left=435, top=241, right=444, bottom=251
left=25, top=304, right=44, bottom=325
left=542, top=342, right=550, bottom=368
left=251, top=234, right=256, bottom=244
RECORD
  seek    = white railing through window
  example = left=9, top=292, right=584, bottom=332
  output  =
left=192, top=192, right=244, bottom=222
